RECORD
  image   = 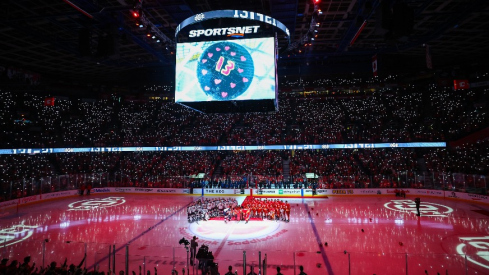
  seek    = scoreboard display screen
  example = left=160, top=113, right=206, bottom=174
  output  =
left=175, top=37, right=276, bottom=102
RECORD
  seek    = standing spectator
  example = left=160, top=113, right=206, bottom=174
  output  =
left=86, top=183, right=92, bottom=195
left=247, top=266, right=257, bottom=275
left=298, top=265, right=307, bottom=275
left=224, top=266, right=234, bottom=275
left=6, top=260, right=19, bottom=275
left=80, top=183, right=85, bottom=196
left=44, top=261, right=58, bottom=275
left=20, top=256, right=35, bottom=274
left=0, top=259, right=8, bottom=274
left=190, top=236, right=198, bottom=265
left=276, top=266, right=283, bottom=275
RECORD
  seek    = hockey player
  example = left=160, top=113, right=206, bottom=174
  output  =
left=285, top=201, right=291, bottom=222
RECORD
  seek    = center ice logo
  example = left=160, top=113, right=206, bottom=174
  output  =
left=0, top=224, right=39, bottom=247
left=68, top=197, right=125, bottom=211
left=384, top=200, right=453, bottom=217
left=456, top=236, right=489, bottom=270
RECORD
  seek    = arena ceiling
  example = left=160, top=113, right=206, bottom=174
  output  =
left=1, top=0, right=488, bottom=84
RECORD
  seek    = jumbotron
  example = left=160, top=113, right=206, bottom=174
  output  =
left=188, top=26, right=260, bottom=37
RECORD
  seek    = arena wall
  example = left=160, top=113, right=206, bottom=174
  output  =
left=1, top=188, right=488, bottom=210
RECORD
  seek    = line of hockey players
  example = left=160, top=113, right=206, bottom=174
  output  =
left=223, top=198, right=291, bottom=224
left=187, top=197, right=291, bottom=224
left=187, top=198, right=238, bottom=223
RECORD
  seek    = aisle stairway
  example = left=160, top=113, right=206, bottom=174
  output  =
left=416, top=157, right=433, bottom=188
left=283, top=159, right=290, bottom=183
left=212, top=159, right=223, bottom=180
left=352, top=153, right=370, bottom=175
left=417, top=157, right=427, bottom=173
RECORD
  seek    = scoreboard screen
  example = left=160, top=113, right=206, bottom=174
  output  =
left=175, top=37, right=276, bottom=102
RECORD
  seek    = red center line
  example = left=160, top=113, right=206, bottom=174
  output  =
left=213, top=221, right=238, bottom=258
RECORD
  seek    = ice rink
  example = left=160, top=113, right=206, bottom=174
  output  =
left=1, top=194, right=489, bottom=275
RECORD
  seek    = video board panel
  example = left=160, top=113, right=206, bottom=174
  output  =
left=175, top=37, right=275, bottom=102
left=1, top=142, right=447, bottom=155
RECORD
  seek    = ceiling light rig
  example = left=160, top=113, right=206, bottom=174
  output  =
left=130, top=0, right=175, bottom=50
left=286, top=0, right=321, bottom=54
left=131, top=0, right=142, bottom=19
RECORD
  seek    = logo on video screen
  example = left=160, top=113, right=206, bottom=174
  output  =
left=68, top=197, right=126, bottom=211
left=197, top=42, right=254, bottom=100
left=384, top=200, right=453, bottom=217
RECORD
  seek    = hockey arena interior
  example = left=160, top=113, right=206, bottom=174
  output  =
left=1, top=0, right=489, bottom=274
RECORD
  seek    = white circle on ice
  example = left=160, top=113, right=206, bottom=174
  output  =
left=189, top=220, right=281, bottom=241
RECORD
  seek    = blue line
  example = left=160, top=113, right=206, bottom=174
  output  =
left=304, top=204, right=333, bottom=274
left=88, top=200, right=193, bottom=270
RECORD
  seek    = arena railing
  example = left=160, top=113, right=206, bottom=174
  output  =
left=14, top=243, right=479, bottom=275
left=1, top=225, right=486, bottom=274
left=0, top=172, right=486, bottom=202
left=248, top=173, right=487, bottom=194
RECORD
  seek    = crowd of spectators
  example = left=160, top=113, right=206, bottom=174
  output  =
left=1, top=85, right=488, bottom=149
left=424, top=139, right=489, bottom=175
left=220, top=151, right=283, bottom=177
left=0, top=255, right=165, bottom=275
left=0, top=82, right=488, bottom=200
left=356, top=148, right=419, bottom=187
left=1, top=141, right=487, bottom=201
